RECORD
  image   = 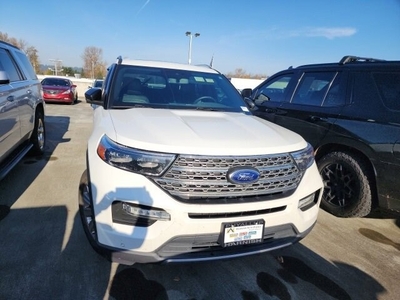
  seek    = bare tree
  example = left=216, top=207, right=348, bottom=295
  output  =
left=0, top=32, right=10, bottom=43
left=0, top=31, right=40, bottom=73
left=25, top=46, right=40, bottom=73
left=81, top=46, right=107, bottom=79
left=226, top=68, right=267, bottom=79
left=226, top=68, right=251, bottom=78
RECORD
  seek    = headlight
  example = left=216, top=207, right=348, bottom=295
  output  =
left=290, top=143, right=315, bottom=172
left=97, top=135, right=176, bottom=176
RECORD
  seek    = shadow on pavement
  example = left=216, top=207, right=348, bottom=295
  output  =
left=0, top=202, right=388, bottom=299
left=0, top=207, right=111, bottom=299
left=0, top=115, right=70, bottom=212
left=105, top=240, right=385, bottom=300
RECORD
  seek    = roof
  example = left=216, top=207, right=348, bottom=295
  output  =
left=295, top=55, right=400, bottom=70
left=0, top=40, right=21, bottom=50
left=118, top=57, right=218, bottom=74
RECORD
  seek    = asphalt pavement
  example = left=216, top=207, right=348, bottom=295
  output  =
left=0, top=100, right=399, bottom=300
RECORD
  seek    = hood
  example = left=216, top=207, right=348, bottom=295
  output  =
left=105, top=108, right=306, bottom=155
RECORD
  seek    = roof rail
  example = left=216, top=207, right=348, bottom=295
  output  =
left=0, top=40, right=20, bottom=50
left=339, top=55, right=385, bottom=64
left=116, top=56, right=123, bottom=65
left=195, top=64, right=213, bottom=69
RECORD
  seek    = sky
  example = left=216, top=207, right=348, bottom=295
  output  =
left=1, top=0, right=400, bottom=77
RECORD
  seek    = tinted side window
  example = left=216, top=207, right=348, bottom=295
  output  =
left=323, top=72, right=345, bottom=107
left=373, top=72, right=400, bottom=111
left=254, top=74, right=293, bottom=103
left=0, top=48, right=21, bottom=82
left=291, top=72, right=337, bottom=106
left=351, top=72, right=381, bottom=113
left=15, top=51, right=37, bottom=80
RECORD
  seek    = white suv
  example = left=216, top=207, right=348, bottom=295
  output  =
left=80, top=57, right=323, bottom=265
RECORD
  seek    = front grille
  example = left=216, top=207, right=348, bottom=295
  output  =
left=154, top=154, right=302, bottom=201
left=188, top=205, right=286, bottom=219
left=44, top=89, right=61, bottom=95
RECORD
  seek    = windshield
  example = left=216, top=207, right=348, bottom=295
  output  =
left=41, top=78, right=71, bottom=87
left=109, top=65, right=249, bottom=113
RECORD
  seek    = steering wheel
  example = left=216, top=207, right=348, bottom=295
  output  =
left=194, top=96, right=217, bottom=104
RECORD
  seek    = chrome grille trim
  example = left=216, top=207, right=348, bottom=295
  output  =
left=154, top=154, right=302, bottom=199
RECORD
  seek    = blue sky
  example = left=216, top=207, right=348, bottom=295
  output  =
left=1, top=0, right=400, bottom=76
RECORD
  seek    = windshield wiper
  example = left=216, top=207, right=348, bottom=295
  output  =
left=112, top=104, right=148, bottom=109
left=195, top=106, right=220, bottom=111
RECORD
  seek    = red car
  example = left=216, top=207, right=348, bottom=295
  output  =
left=41, top=77, right=78, bottom=104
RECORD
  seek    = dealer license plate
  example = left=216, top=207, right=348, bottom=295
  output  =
left=221, top=219, right=264, bottom=247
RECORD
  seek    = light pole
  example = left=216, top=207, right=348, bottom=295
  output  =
left=91, top=61, right=94, bottom=79
left=185, top=31, right=200, bottom=64
left=49, top=59, right=62, bottom=76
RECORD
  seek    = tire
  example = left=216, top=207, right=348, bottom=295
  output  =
left=318, top=151, right=373, bottom=218
left=29, top=109, right=45, bottom=156
left=78, top=170, right=111, bottom=259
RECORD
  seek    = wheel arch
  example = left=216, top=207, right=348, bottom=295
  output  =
left=34, top=102, right=45, bottom=123
left=314, top=141, right=379, bottom=209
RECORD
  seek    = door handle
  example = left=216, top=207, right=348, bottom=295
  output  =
left=275, top=109, right=287, bottom=116
left=309, top=115, right=322, bottom=122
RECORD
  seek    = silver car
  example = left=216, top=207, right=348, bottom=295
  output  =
left=0, top=41, right=46, bottom=180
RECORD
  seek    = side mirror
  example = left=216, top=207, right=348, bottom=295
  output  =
left=85, top=88, right=103, bottom=105
left=241, top=88, right=252, bottom=98
left=244, top=97, right=256, bottom=110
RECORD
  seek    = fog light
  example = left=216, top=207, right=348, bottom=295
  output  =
left=122, top=203, right=170, bottom=221
left=112, top=201, right=171, bottom=227
left=298, top=193, right=317, bottom=211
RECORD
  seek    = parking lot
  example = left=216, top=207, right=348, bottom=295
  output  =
left=0, top=100, right=399, bottom=300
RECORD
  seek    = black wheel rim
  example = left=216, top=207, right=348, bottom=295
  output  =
left=320, top=162, right=359, bottom=208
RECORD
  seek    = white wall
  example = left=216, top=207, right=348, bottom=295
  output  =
left=229, top=78, right=264, bottom=91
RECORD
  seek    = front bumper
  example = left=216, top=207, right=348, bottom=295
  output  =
left=95, top=221, right=316, bottom=265
left=43, top=94, right=74, bottom=103
left=86, top=151, right=323, bottom=265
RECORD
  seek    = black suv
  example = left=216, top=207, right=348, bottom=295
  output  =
left=242, top=56, right=400, bottom=217
left=0, top=41, right=46, bottom=180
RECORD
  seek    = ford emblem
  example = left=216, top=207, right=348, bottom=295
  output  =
left=227, top=167, right=260, bottom=185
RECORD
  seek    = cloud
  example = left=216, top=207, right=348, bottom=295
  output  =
left=292, top=27, right=357, bottom=39
left=219, top=26, right=357, bottom=45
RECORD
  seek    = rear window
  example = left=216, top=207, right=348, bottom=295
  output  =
left=0, top=48, right=21, bottom=82
left=373, top=72, right=400, bottom=111
left=94, top=80, right=103, bottom=88
left=15, top=51, right=38, bottom=80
